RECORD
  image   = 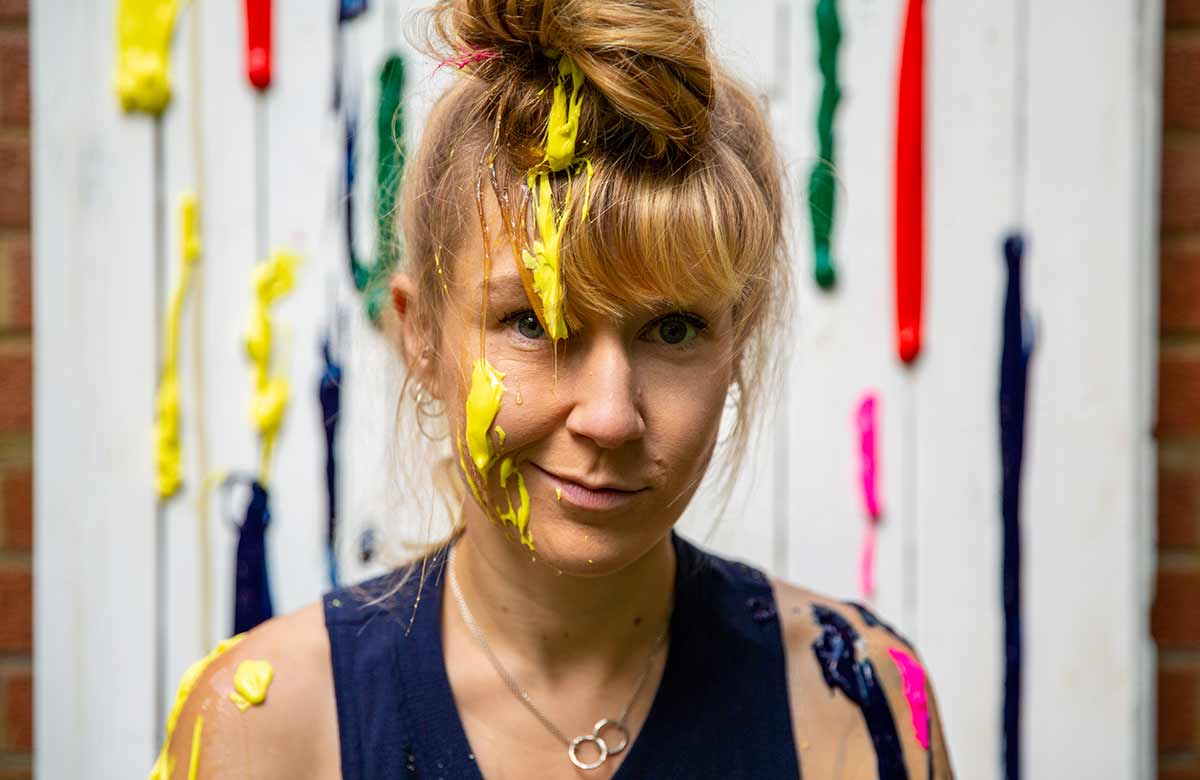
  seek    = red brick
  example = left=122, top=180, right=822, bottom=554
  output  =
left=0, top=136, right=28, bottom=230
left=1165, top=37, right=1200, bottom=130
left=1163, top=241, right=1200, bottom=333
left=1159, top=351, right=1200, bottom=437
left=0, top=564, right=29, bottom=652
left=1161, top=462, right=1200, bottom=548
left=1163, top=137, right=1200, bottom=233
left=3, top=235, right=29, bottom=330
left=0, top=347, right=29, bottom=433
left=0, top=0, right=24, bottom=24
left=0, top=31, right=26, bottom=127
left=2, top=466, right=29, bottom=552
left=3, top=667, right=31, bottom=751
left=1155, top=567, right=1200, bottom=647
left=1161, top=666, right=1199, bottom=750
left=1169, top=0, right=1200, bottom=25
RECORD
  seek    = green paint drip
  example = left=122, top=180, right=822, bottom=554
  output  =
left=808, top=0, right=842, bottom=291
left=354, top=53, right=407, bottom=325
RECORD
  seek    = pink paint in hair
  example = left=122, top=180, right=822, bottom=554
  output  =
left=433, top=48, right=499, bottom=76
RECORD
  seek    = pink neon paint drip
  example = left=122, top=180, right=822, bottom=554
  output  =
left=855, top=393, right=882, bottom=599
left=433, top=48, right=498, bottom=76
left=887, top=647, right=930, bottom=749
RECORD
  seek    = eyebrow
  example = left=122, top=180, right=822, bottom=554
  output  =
left=475, top=272, right=527, bottom=300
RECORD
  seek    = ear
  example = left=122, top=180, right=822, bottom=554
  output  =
left=390, top=271, right=440, bottom=396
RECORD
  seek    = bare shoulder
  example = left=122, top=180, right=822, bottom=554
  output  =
left=153, top=601, right=341, bottom=780
left=771, top=580, right=955, bottom=780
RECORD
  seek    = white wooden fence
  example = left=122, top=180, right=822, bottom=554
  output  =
left=33, top=0, right=1160, bottom=777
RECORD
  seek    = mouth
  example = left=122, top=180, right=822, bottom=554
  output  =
left=528, top=463, right=649, bottom=511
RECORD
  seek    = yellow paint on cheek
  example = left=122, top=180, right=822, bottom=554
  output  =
left=544, top=56, right=585, bottom=173
left=149, top=634, right=246, bottom=779
left=555, top=487, right=562, bottom=502
left=496, top=457, right=534, bottom=550
left=228, top=660, right=275, bottom=712
left=187, top=715, right=203, bottom=780
left=464, top=358, right=506, bottom=477
left=494, top=425, right=506, bottom=448
left=115, top=0, right=180, bottom=114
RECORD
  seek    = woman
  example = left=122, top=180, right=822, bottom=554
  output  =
left=157, top=1, right=954, bottom=777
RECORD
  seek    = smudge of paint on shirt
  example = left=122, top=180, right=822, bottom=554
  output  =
left=810, top=604, right=908, bottom=779
left=544, top=55, right=586, bottom=173
left=115, top=0, right=180, bottom=114
left=229, top=659, right=275, bottom=712
left=187, top=714, right=203, bottom=780
left=465, top=358, right=506, bottom=476
left=149, top=634, right=246, bottom=779
left=887, top=647, right=930, bottom=750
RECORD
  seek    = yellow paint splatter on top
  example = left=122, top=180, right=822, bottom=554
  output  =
left=544, top=55, right=586, bottom=173
left=229, top=659, right=275, bottom=712
left=149, top=634, right=246, bottom=779
left=115, top=0, right=181, bottom=114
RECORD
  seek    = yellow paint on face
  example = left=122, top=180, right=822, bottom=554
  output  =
left=522, top=172, right=569, bottom=341
left=494, top=425, right=506, bottom=448
left=115, top=0, right=180, bottom=114
left=544, top=56, right=585, bottom=173
left=465, top=358, right=506, bottom=476
left=229, top=659, right=275, bottom=712
left=150, top=634, right=246, bottom=779
left=555, top=487, right=562, bottom=502
left=497, top=457, right=534, bottom=550
left=187, top=715, right=203, bottom=780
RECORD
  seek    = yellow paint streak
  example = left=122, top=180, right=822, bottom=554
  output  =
left=187, top=715, right=203, bottom=780
left=555, top=487, right=562, bottom=502
left=497, top=457, right=534, bottom=550
left=153, top=194, right=201, bottom=499
left=465, top=359, right=506, bottom=476
left=115, top=0, right=180, bottom=114
left=544, top=56, right=586, bottom=173
left=244, top=250, right=301, bottom=483
left=149, top=634, right=246, bottom=779
left=229, top=660, right=274, bottom=712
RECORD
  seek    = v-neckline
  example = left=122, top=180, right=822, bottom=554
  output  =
left=411, top=534, right=694, bottom=780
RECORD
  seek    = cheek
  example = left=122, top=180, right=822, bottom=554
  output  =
left=640, top=361, right=730, bottom=465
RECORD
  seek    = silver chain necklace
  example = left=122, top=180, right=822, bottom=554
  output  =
left=446, top=546, right=670, bottom=771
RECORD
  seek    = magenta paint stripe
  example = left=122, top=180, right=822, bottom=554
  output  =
left=887, top=647, right=930, bottom=750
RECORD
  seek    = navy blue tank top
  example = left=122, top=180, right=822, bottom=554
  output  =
left=323, top=532, right=801, bottom=779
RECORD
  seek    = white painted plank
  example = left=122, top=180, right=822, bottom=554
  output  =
left=33, top=0, right=159, bottom=776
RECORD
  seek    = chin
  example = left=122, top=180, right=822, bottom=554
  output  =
left=518, top=500, right=675, bottom=578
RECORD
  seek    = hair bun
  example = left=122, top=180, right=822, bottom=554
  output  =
left=429, top=0, right=715, bottom=163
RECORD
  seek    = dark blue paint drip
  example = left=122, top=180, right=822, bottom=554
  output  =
left=320, top=337, right=343, bottom=587
left=811, top=604, right=908, bottom=779
left=1000, top=232, right=1035, bottom=780
left=234, top=481, right=274, bottom=634
left=339, top=0, right=368, bottom=22
left=847, top=601, right=912, bottom=647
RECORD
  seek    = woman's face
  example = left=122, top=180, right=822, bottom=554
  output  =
left=424, top=198, right=735, bottom=576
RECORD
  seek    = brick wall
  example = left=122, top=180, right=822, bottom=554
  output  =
left=1156, top=1, right=1200, bottom=778
left=0, top=0, right=29, bottom=777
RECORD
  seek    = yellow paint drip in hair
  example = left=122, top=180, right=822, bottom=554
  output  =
left=522, top=171, right=570, bottom=341
left=115, top=0, right=180, bottom=114
left=149, top=634, right=246, bottom=779
left=544, top=55, right=585, bottom=173
left=244, top=250, right=301, bottom=482
left=153, top=194, right=201, bottom=499
left=229, top=659, right=275, bottom=712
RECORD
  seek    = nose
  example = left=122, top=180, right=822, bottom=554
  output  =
left=563, top=332, right=646, bottom=449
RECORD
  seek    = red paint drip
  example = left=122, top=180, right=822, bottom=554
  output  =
left=894, top=0, right=924, bottom=364
left=888, top=646, right=930, bottom=749
left=433, top=48, right=499, bottom=77
left=244, top=0, right=272, bottom=90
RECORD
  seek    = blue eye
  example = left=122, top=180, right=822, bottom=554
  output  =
left=644, top=313, right=707, bottom=346
left=503, top=310, right=546, bottom=340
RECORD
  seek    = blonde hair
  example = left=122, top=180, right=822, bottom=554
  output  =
left=381, top=0, right=790, bottom=566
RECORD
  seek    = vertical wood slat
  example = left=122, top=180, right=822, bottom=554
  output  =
left=33, top=1, right=159, bottom=776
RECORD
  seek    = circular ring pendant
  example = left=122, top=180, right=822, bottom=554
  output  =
left=593, top=718, right=630, bottom=755
left=568, top=734, right=609, bottom=771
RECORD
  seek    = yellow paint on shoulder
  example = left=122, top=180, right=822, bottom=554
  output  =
left=187, top=715, right=203, bottom=780
left=229, top=659, right=275, bottom=712
left=115, top=0, right=181, bottom=114
left=149, top=634, right=246, bottom=779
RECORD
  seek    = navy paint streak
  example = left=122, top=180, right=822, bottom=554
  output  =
left=811, top=605, right=908, bottom=779
left=999, top=232, right=1034, bottom=780
left=234, top=481, right=274, bottom=634
left=847, top=601, right=912, bottom=647
left=320, top=337, right=343, bottom=587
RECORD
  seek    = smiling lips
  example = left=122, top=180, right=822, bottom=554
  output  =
left=530, top=463, right=648, bottom=511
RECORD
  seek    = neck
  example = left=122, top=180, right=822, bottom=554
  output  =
left=448, top=520, right=676, bottom=684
